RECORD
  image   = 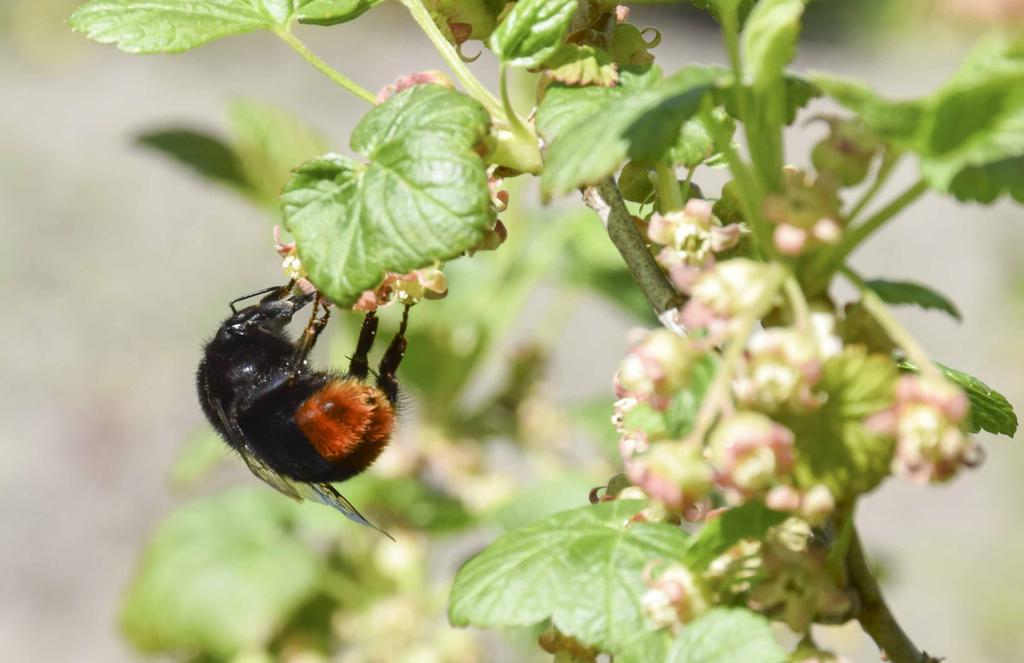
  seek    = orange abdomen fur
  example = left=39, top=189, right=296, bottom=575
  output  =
left=294, top=379, right=395, bottom=476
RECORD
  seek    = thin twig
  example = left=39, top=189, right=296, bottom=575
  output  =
left=583, top=179, right=684, bottom=321
left=847, top=530, right=941, bottom=663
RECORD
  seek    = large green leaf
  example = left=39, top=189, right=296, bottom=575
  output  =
left=666, top=608, right=787, bottom=663
left=813, top=35, right=1024, bottom=203
left=69, top=0, right=304, bottom=53
left=536, top=65, right=664, bottom=144
left=282, top=85, right=494, bottom=306
left=449, top=500, right=688, bottom=660
left=120, top=489, right=322, bottom=657
left=899, top=360, right=1018, bottom=437
left=541, top=67, right=720, bottom=198
left=777, top=346, right=898, bottom=501
left=489, top=0, right=578, bottom=67
left=864, top=278, right=962, bottom=322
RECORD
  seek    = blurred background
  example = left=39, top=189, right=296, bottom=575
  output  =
left=2, top=1, right=1023, bottom=661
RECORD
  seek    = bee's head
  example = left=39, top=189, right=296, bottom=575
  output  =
left=219, top=285, right=315, bottom=337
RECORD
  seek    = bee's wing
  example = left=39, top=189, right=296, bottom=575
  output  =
left=210, top=400, right=390, bottom=537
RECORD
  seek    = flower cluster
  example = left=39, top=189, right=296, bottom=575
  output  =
left=763, top=167, right=843, bottom=257
left=646, top=198, right=742, bottom=293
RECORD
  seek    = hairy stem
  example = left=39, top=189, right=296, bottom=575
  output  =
left=848, top=530, right=940, bottom=663
left=273, top=29, right=377, bottom=104
left=399, top=0, right=505, bottom=120
left=583, top=180, right=684, bottom=319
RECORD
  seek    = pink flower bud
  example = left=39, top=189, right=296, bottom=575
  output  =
left=799, top=485, right=835, bottom=524
left=642, top=562, right=709, bottom=629
left=627, top=442, right=713, bottom=512
left=710, top=413, right=795, bottom=496
left=774, top=223, right=808, bottom=256
left=733, top=328, right=823, bottom=413
left=615, top=329, right=695, bottom=403
left=766, top=485, right=801, bottom=511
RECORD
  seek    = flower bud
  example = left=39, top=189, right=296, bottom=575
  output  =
left=811, top=116, right=883, bottom=187
left=615, top=329, right=696, bottom=404
left=799, top=484, right=835, bottom=525
left=763, top=167, right=842, bottom=257
left=680, top=259, right=782, bottom=335
left=733, top=328, right=823, bottom=413
left=867, top=375, right=977, bottom=484
left=710, top=413, right=795, bottom=496
left=627, top=442, right=713, bottom=512
left=641, top=562, right=710, bottom=630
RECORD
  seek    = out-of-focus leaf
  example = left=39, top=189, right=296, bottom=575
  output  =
left=227, top=99, right=328, bottom=204
left=488, top=0, right=578, bottom=67
left=813, top=35, right=1024, bottom=203
left=570, top=397, right=621, bottom=461
left=863, top=278, right=962, bottom=322
left=666, top=608, right=787, bottom=663
left=664, top=354, right=717, bottom=438
left=486, top=474, right=597, bottom=531
left=282, top=85, right=493, bottom=306
left=340, top=474, right=475, bottom=532
left=168, top=428, right=228, bottom=488
left=899, top=360, right=1018, bottom=437
left=450, top=501, right=687, bottom=660
left=689, top=0, right=758, bottom=28
left=120, top=489, right=321, bottom=658
left=136, top=129, right=249, bottom=192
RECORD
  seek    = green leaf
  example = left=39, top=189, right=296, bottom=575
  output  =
left=541, top=67, right=720, bottom=198
left=167, top=429, right=227, bottom=487
left=545, top=44, right=619, bottom=87
left=488, top=0, right=578, bottom=67
left=813, top=35, right=1024, bottom=203
left=863, top=279, right=962, bottom=322
left=899, top=360, right=1018, bottom=437
left=228, top=99, right=328, bottom=204
left=136, top=128, right=249, bottom=193
left=666, top=608, right=786, bottom=663
left=537, top=64, right=663, bottom=145
left=68, top=0, right=299, bottom=53
left=120, top=488, right=322, bottom=657
left=777, top=346, right=898, bottom=501
left=670, top=109, right=735, bottom=169
left=295, top=0, right=381, bottom=26
left=449, top=501, right=688, bottom=660
left=282, top=85, right=494, bottom=306
left=716, top=72, right=821, bottom=126
left=682, top=502, right=787, bottom=570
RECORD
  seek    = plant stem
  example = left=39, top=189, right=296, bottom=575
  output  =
left=399, top=0, right=505, bottom=120
left=841, top=266, right=940, bottom=379
left=814, top=179, right=928, bottom=283
left=655, top=162, right=685, bottom=213
left=783, top=274, right=810, bottom=332
left=847, top=149, right=901, bottom=224
left=499, top=65, right=532, bottom=139
left=848, top=529, right=941, bottom=663
left=701, top=107, right=769, bottom=260
left=583, top=179, right=684, bottom=318
left=273, top=29, right=377, bottom=104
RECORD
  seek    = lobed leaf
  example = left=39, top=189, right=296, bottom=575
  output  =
left=488, top=0, right=578, bottom=68
left=666, top=608, right=787, bottom=663
left=68, top=0, right=299, bottom=53
left=864, top=278, right=962, bottom=322
left=777, top=346, right=898, bottom=501
left=282, top=85, right=494, bottom=306
left=541, top=66, right=721, bottom=198
left=449, top=501, right=688, bottom=660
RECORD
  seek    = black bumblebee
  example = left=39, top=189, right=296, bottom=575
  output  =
left=196, top=283, right=408, bottom=534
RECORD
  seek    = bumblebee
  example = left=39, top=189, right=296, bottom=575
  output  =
left=196, top=283, right=407, bottom=534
